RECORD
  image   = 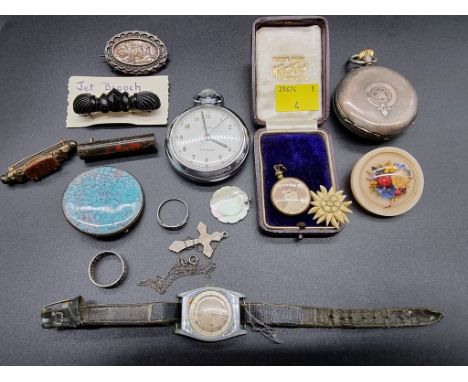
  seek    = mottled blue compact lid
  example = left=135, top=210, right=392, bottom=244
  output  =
left=62, top=166, right=144, bottom=236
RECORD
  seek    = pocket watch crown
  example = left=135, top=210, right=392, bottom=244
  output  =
left=199, top=89, right=217, bottom=97
left=357, top=49, right=375, bottom=62
left=196, top=89, right=224, bottom=105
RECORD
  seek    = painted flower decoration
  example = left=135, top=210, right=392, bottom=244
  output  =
left=308, top=186, right=352, bottom=229
left=368, top=162, right=412, bottom=207
left=376, top=175, right=392, bottom=188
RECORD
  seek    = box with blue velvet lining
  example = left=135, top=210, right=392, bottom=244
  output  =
left=252, top=16, right=342, bottom=237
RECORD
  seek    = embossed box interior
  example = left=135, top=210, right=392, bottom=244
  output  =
left=251, top=16, right=342, bottom=237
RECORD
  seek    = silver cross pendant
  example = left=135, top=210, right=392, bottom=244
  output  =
left=169, top=222, right=228, bottom=258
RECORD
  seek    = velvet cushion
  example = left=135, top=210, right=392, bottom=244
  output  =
left=259, top=131, right=333, bottom=228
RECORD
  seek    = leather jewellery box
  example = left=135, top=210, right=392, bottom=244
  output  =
left=251, top=16, right=342, bottom=237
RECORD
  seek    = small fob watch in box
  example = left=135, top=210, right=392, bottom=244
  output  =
left=334, top=49, right=418, bottom=140
left=252, top=16, right=343, bottom=238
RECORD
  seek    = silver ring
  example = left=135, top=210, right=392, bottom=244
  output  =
left=156, top=198, right=189, bottom=230
left=188, top=255, right=199, bottom=265
left=88, top=251, right=127, bottom=288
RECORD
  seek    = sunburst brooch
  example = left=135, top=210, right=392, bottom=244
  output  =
left=308, top=186, right=352, bottom=229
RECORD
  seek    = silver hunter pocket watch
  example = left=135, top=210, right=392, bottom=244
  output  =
left=166, top=89, right=250, bottom=183
left=334, top=49, right=418, bottom=140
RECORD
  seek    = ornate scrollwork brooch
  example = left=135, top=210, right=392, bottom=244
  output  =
left=104, top=31, right=168, bottom=75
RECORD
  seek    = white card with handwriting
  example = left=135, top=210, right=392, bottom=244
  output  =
left=66, top=76, right=169, bottom=128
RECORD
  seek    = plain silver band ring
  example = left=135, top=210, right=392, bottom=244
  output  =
left=88, top=251, right=127, bottom=288
left=156, top=198, right=189, bottom=230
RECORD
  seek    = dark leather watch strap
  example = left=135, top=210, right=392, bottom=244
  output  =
left=41, top=296, right=180, bottom=328
left=241, top=303, right=443, bottom=328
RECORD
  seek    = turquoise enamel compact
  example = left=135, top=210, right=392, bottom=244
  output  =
left=62, top=167, right=144, bottom=236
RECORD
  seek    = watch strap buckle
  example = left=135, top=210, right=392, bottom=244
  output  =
left=41, top=296, right=84, bottom=328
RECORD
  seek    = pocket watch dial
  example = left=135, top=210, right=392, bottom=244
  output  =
left=188, top=290, right=233, bottom=338
left=167, top=105, right=249, bottom=182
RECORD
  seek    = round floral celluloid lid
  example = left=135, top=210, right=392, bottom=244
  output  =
left=350, top=147, right=424, bottom=216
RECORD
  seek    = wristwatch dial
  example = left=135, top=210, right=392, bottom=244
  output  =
left=177, top=286, right=246, bottom=342
left=188, top=290, right=233, bottom=338
left=166, top=103, right=249, bottom=183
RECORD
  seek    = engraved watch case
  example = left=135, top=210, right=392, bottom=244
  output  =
left=176, top=287, right=246, bottom=342
left=104, top=31, right=168, bottom=75
left=334, top=50, right=418, bottom=140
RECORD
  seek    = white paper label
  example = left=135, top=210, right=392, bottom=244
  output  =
left=66, top=76, right=169, bottom=128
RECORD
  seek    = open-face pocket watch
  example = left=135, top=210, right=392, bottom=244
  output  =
left=166, top=89, right=250, bottom=183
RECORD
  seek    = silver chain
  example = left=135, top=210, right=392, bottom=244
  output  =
left=243, top=306, right=282, bottom=344
left=137, top=254, right=216, bottom=294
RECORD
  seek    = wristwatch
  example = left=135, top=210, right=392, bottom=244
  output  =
left=41, top=287, right=443, bottom=343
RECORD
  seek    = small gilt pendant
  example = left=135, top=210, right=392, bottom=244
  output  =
left=270, top=164, right=311, bottom=216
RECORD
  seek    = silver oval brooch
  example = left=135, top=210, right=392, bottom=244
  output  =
left=104, top=30, right=168, bottom=75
